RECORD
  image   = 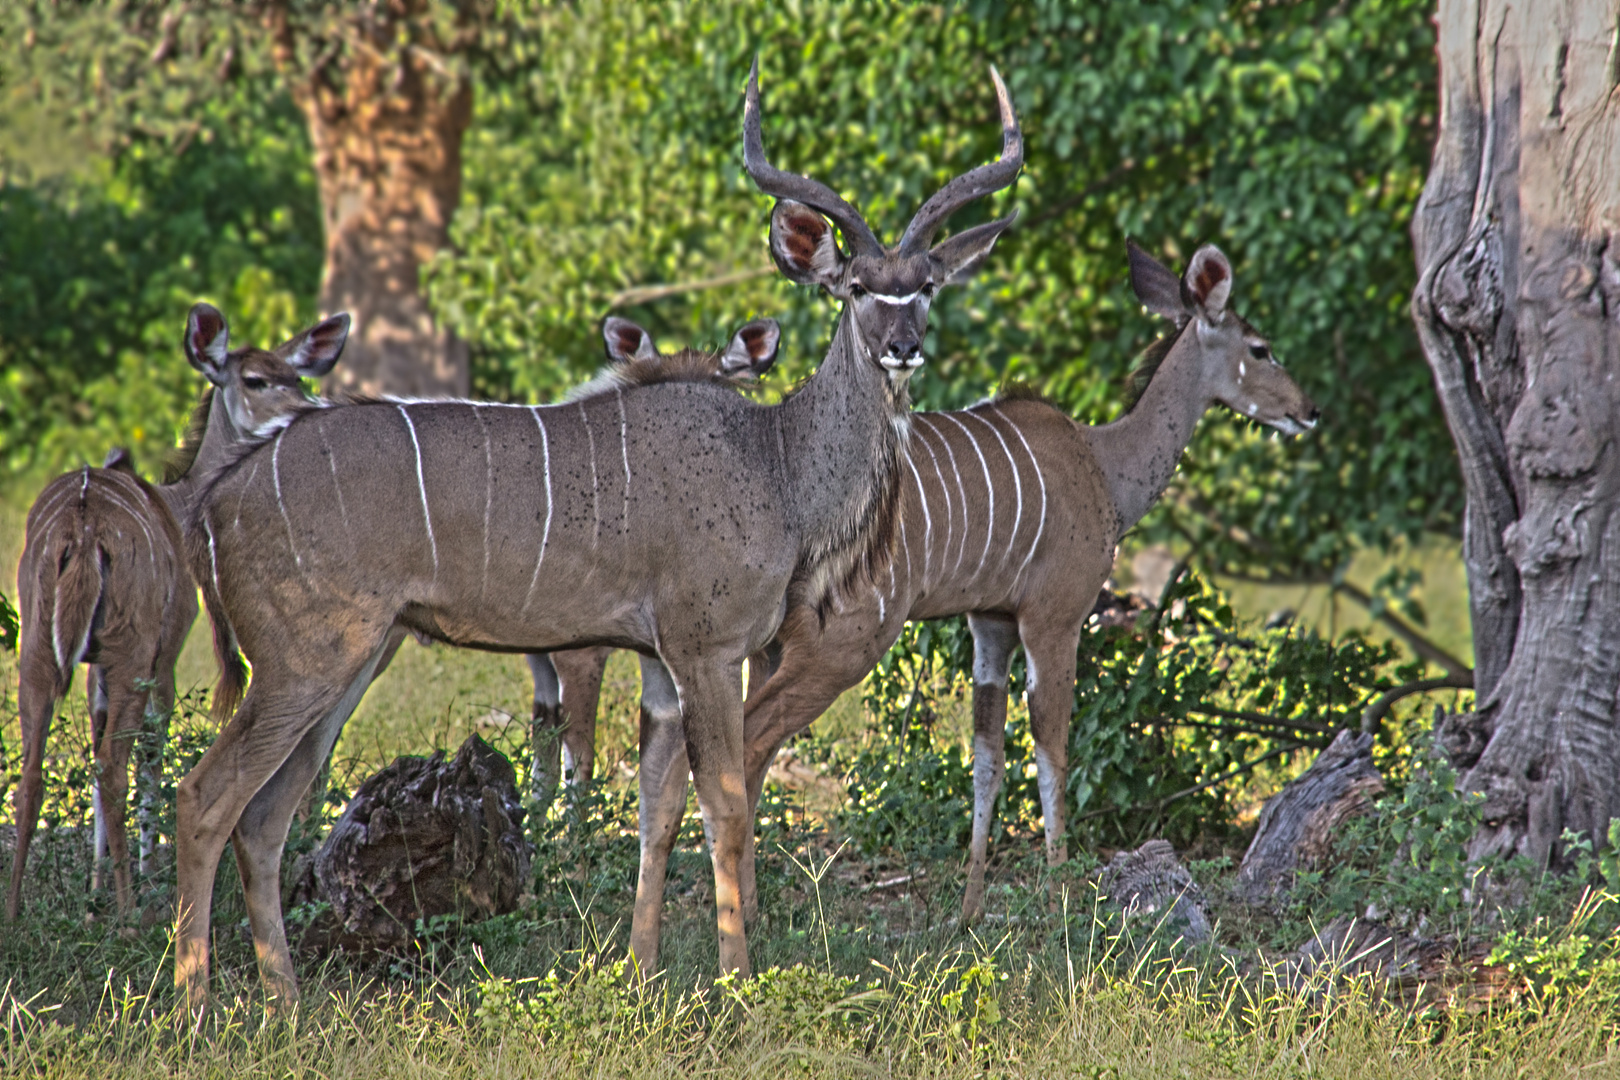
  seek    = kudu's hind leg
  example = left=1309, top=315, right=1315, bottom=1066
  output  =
left=737, top=638, right=880, bottom=926
left=628, top=657, right=691, bottom=978
left=88, top=667, right=111, bottom=895
left=138, top=664, right=179, bottom=877
left=229, top=636, right=396, bottom=1009
left=96, top=662, right=152, bottom=917
left=6, top=666, right=59, bottom=921
left=667, top=657, right=750, bottom=976
left=538, top=646, right=611, bottom=805
left=961, top=613, right=1021, bottom=926
left=174, top=649, right=380, bottom=1013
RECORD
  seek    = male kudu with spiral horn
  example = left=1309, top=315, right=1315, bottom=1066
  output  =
left=172, top=58, right=1020, bottom=1007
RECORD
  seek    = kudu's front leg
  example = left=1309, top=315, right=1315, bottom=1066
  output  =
left=962, top=614, right=1020, bottom=926
left=1021, top=621, right=1084, bottom=882
left=667, top=657, right=750, bottom=976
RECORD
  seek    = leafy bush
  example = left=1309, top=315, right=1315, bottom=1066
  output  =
left=838, top=573, right=1432, bottom=858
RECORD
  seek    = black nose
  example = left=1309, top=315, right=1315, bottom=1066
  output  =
left=1308, top=407, right=1321, bottom=423
left=889, top=339, right=920, bottom=360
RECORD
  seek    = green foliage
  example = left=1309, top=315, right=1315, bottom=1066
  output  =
left=1288, top=747, right=1490, bottom=937
left=845, top=576, right=1426, bottom=857
left=430, top=0, right=1452, bottom=591
left=0, top=81, right=321, bottom=484
left=1488, top=888, right=1620, bottom=1022
left=0, top=591, right=17, bottom=652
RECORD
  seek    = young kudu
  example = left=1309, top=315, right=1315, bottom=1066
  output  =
left=173, top=60, right=1020, bottom=1006
left=7, top=304, right=348, bottom=923
left=529, top=316, right=783, bottom=805
left=729, top=241, right=1319, bottom=923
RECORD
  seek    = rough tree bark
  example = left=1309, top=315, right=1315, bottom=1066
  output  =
left=264, top=1, right=481, bottom=398
left=1412, top=0, right=1620, bottom=869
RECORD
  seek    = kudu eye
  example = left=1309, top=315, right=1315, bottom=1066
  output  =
left=242, top=376, right=269, bottom=390
left=848, top=282, right=867, bottom=298
left=1248, top=344, right=1269, bottom=360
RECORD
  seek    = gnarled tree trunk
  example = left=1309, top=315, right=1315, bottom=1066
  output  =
left=266, top=1, right=476, bottom=398
left=1412, top=0, right=1620, bottom=869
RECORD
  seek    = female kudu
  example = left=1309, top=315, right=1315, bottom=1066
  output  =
left=173, top=59, right=1021, bottom=1008
left=7, top=305, right=348, bottom=922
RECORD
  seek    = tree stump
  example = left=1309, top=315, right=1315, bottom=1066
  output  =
left=288, top=734, right=530, bottom=952
left=1234, top=730, right=1384, bottom=904
left=1098, top=838, right=1211, bottom=944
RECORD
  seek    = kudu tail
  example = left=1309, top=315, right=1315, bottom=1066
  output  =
left=187, top=528, right=247, bottom=723
left=48, top=528, right=104, bottom=696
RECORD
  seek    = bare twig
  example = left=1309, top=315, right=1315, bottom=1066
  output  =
left=607, top=266, right=774, bottom=309
left=1359, top=673, right=1474, bottom=735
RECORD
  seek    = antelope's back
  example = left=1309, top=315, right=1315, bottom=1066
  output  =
left=196, top=383, right=795, bottom=659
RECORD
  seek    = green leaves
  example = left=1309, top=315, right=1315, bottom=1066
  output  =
left=431, top=0, right=1454, bottom=588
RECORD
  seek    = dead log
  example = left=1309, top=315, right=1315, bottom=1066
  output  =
left=1234, top=729, right=1384, bottom=904
left=288, top=734, right=530, bottom=952
left=1098, top=838, right=1211, bottom=944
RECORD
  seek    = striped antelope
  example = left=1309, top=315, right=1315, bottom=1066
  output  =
left=7, top=304, right=348, bottom=922
left=723, top=240, right=1320, bottom=924
left=528, top=316, right=783, bottom=805
left=171, top=59, right=1021, bottom=1004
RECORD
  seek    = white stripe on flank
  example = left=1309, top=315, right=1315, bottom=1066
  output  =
left=941, top=413, right=995, bottom=574
left=921, top=416, right=970, bottom=575
left=996, top=406, right=1048, bottom=583
left=579, top=401, right=600, bottom=548
left=902, top=451, right=933, bottom=585
left=897, top=510, right=913, bottom=590
left=321, top=420, right=351, bottom=539
left=474, top=405, right=492, bottom=598
left=398, top=406, right=438, bottom=578
left=967, top=410, right=1023, bottom=570
left=524, top=407, right=555, bottom=608
left=79, top=466, right=89, bottom=501
left=911, top=424, right=954, bottom=582
left=616, top=389, right=631, bottom=535
left=272, top=432, right=301, bottom=570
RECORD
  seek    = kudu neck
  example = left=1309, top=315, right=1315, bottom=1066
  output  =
left=1087, top=327, right=1212, bottom=537
left=777, top=310, right=907, bottom=564
left=159, top=389, right=248, bottom=519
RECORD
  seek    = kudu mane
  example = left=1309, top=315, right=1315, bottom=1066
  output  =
left=1122, top=323, right=1188, bottom=409
left=164, top=388, right=215, bottom=485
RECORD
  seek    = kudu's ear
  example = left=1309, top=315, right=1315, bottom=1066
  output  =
left=1183, top=245, right=1232, bottom=319
left=1126, top=240, right=1187, bottom=324
left=184, top=303, right=231, bottom=383
left=602, top=316, right=659, bottom=364
left=720, top=318, right=781, bottom=378
left=276, top=313, right=350, bottom=378
left=930, top=212, right=1017, bottom=285
left=769, top=200, right=847, bottom=291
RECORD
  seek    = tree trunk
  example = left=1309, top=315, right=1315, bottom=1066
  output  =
left=268, top=3, right=474, bottom=398
left=1412, top=0, right=1620, bottom=869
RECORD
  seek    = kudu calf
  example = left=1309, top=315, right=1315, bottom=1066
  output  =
left=727, top=240, right=1318, bottom=923
left=7, top=304, right=348, bottom=922
left=528, top=317, right=782, bottom=806
left=173, top=60, right=1020, bottom=1005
